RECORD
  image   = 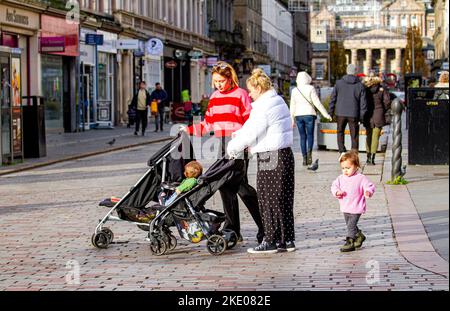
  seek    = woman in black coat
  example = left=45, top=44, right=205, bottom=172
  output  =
left=363, top=77, right=391, bottom=165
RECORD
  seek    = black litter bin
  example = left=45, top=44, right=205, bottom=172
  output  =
left=22, top=96, right=47, bottom=158
left=408, top=88, right=449, bottom=165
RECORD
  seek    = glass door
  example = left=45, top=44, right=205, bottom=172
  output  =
left=42, top=54, right=63, bottom=131
left=97, top=52, right=113, bottom=127
left=0, top=53, right=11, bottom=164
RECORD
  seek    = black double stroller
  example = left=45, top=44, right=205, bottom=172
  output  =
left=92, top=132, right=244, bottom=256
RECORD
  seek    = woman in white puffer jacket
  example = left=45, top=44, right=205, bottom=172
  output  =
left=227, top=68, right=295, bottom=254
left=290, top=71, right=332, bottom=166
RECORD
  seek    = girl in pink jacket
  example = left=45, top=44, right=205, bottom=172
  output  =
left=331, top=151, right=375, bottom=252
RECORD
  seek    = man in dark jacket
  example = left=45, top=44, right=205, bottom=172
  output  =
left=329, top=64, right=367, bottom=154
left=131, top=81, right=151, bottom=136
left=150, top=83, right=169, bottom=132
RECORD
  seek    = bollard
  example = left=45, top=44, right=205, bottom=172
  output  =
left=391, top=98, right=405, bottom=181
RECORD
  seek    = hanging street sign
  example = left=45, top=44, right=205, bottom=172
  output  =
left=85, top=34, right=104, bottom=46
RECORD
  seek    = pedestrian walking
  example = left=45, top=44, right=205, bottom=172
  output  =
left=363, top=75, right=391, bottom=165
left=150, top=83, right=169, bottom=132
left=329, top=64, right=367, bottom=155
left=183, top=61, right=265, bottom=244
left=331, top=151, right=375, bottom=252
left=227, top=68, right=295, bottom=254
left=290, top=71, right=332, bottom=166
left=131, top=81, right=151, bottom=136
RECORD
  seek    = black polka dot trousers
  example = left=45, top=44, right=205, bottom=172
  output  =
left=256, top=147, right=295, bottom=245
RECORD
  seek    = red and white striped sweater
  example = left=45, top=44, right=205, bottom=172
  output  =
left=187, top=87, right=252, bottom=137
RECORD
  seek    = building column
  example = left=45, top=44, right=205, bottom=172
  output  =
left=422, top=14, right=426, bottom=36
left=364, top=48, right=372, bottom=75
left=394, top=48, right=402, bottom=74
left=121, top=51, right=132, bottom=124
left=380, top=48, right=387, bottom=74
left=406, top=14, right=411, bottom=28
left=351, top=48, right=358, bottom=66
left=29, top=36, right=42, bottom=96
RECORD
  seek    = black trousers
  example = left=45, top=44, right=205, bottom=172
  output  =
left=337, top=116, right=360, bottom=153
left=135, top=110, right=148, bottom=134
left=256, top=148, right=295, bottom=244
left=344, top=213, right=361, bottom=239
left=218, top=137, right=264, bottom=241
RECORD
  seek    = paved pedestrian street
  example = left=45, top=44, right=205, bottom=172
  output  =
left=0, top=142, right=448, bottom=291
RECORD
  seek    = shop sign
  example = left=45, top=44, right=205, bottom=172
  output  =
left=41, top=15, right=79, bottom=56
left=39, top=37, right=66, bottom=53
left=0, top=5, right=39, bottom=30
left=165, top=60, right=178, bottom=69
left=116, top=39, right=139, bottom=50
left=80, top=44, right=95, bottom=65
left=97, top=31, right=117, bottom=54
left=146, top=38, right=164, bottom=56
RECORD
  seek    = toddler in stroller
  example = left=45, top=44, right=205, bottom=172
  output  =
left=161, top=161, right=203, bottom=207
left=92, top=133, right=241, bottom=256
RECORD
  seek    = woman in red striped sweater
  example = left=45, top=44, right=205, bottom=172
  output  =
left=184, top=61, right=264, bottom=244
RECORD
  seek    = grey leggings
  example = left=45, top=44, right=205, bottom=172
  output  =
left=344, top=213, right=361, bottom=239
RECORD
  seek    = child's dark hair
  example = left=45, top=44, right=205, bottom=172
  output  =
left=184, top=161, right=203, bottom=178
left=339, top=150, right=361, bottom=168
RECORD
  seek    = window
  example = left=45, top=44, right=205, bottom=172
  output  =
left=315, top=62, right=325, bottom=80
left=429, top=20, right=435, bottom=30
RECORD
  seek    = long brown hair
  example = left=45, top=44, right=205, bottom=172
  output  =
left=211, top=61, right=239, bottom=89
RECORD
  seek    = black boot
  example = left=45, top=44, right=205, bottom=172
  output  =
left=366, top=153, right=372, bottom=165
left=371, top=154, right=376, bottom=165
left=303, top=156, right=308, bottom=166
left=307, top=152, right=313, bottom=166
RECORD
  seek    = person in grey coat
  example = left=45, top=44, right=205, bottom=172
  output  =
left=329, top=64, right=367, bottom=154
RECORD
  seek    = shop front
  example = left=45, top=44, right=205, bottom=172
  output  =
left=0, top=46, right=22, bottom=165
left=40, top=14, right=79, bottom=133
left=80, top=28, right=97, bottom=130
left=96, top=30, right=117, bottom=128
left=0, top=4, right=40, bottom=165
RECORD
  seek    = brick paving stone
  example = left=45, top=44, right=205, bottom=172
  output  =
left=0, top=140, right=448, bottom=291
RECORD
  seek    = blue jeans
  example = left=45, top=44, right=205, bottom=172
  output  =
left=295, top=115, right=316, bottom=156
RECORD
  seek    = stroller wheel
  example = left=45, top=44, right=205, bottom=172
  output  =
left=91, top=232, right=110, bottom=249
left=149, top=237, right=168, bottom=256
left=101, top=227, right=114, bottom=243
left=206, top=235, right=228, bottom=256
left=162, top=233, right=177, bottom=251
left=222, top=229, right=238, bottom=250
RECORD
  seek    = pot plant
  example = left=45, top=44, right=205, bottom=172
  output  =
left=317, top=95, right=386, bottom=152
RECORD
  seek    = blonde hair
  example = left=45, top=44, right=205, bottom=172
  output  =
left=184, top=161, right=203, bottom=178
left=339, top=150, right=361, bottom=169
left=246, top=68, right=273, bottom=93
left=211, top=61, right=239, bottom=89
left=439, top=71, right=449, bottom=84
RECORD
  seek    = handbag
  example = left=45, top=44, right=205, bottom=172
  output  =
left=151, top=100, right=158, bottom=115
